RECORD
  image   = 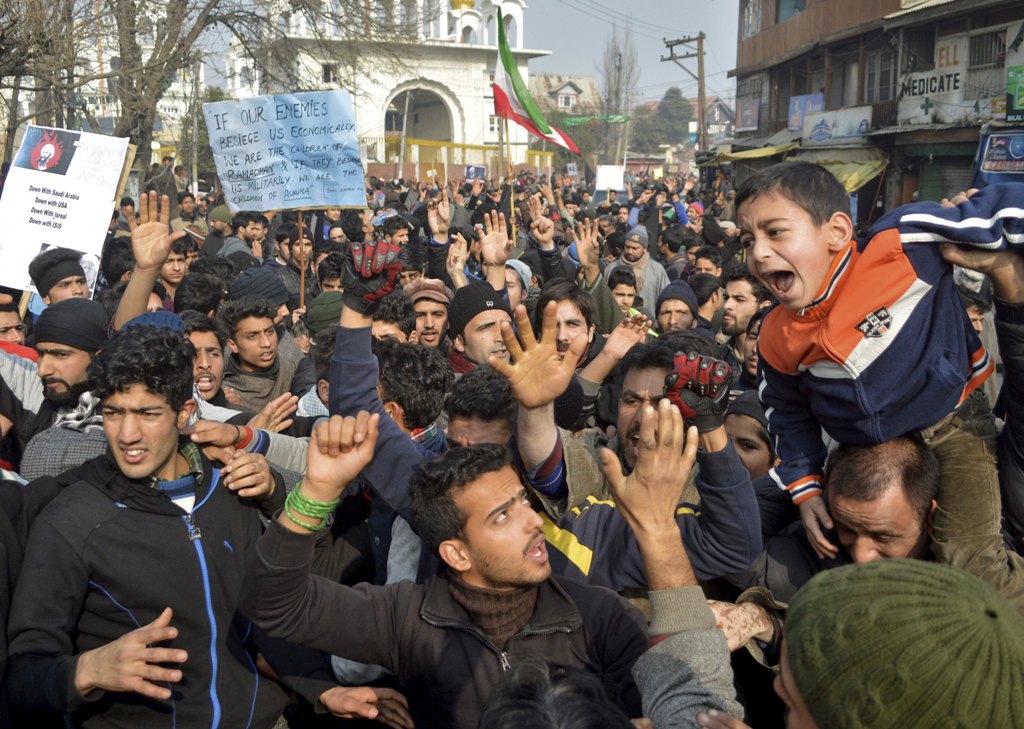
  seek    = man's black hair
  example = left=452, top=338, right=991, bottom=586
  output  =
left=383, top=216, right=412, bottom=238
left=735, top=161, right=850, bottom=227
left=957, top=281, right=993, bottom=314
left=95, top=280, right=130, bottom=320
left=374, top=339, right=453, bottom=430
left=688, top=273, right=722, bottom=307
left=218, top=296, right=278, bottom=338
left=535, top=281, right=597, bottom=332
left=372, top=290, right=416, bottom=336
left=120, top=196, right=135, bottom=209
left=693, top=246, right=722, bottom=269
left=746, top=308, right=766, bottom=336
left=339, top=209, right=366, bottom=243
left=660, top=225, right=685, bottom=254
left=170, top=236, right=198, bottom=256
left=479, top=657, right=634, bottom=729
left=311, top=325, right=338, bottom=383
left=177, top=191, right=195, bottom=204
left=725, top=268, right=772, bottom=305
left=410, top=443, right=513, bottom=553
left=315, top=239, right=346, bottom=258
left=317, top=252, right=345, bottom=284
left=100, top=237, right=135, bottom=284
left=0, top=301, right=20, bottom=316
left=231, top=212, right=249, bottom=235
left=444, top=365, right=516, bottom=431
left=825, top=434, right=939, bottom=521
left=181, top=310, right=228, bottom=349
left=606, top=267, right=637, bottom=290
left=90, top=325, right=194, bottom=411
left=175, top=273, right=227, bottom=316
left=188, top=257, right=235, bottom=292
left=656, top=330, right=719, bottom=359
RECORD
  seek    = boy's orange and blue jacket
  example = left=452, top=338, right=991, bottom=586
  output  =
left=759, top=184, right=1024, bottom=504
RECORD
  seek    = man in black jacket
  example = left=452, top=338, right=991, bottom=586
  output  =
left=246, top=423, right=648, bottom=729
left=6, top=326, right=404, bottom=727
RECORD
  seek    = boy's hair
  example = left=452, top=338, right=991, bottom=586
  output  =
left=340, top=209, right=367, bottom=243
left=89, top=325, right=194, bottom=411
left=735, top=161, right=850, bottom=226
left=693, top=246, right=722, bottom=268
left=746, top=308, right=766, bottom=336
left=824, top=434, right=938, bottom=521
left=218, top=296, right=277, bottom=338
left=410, top=444, right=513, bottom=552
left=606, top=267, right=637, bottom=290
left=688, top=273, right=722, bottom=307
left=383, top=216, right=412, bottom=238
left=230, top=212, right=250, bottom=234
left=95, top=280, right=130, bottom=319
left=318, top=252, right=345, bottom=284
left=372, top=290, right=417, bottom=336
left=374, top=339, right=454, bottom=430
left=311, top=325, right=338, bottom=382
left=444, top=365, right=516, bottom=432
left=174, top=272, right=225, bottom=315
left=177, top=191, right=194, bottom=205
left=100, top=237, right=135, bottom=283
left=170, top=236, right=198, bottom=256
left=725, top=269, right=772, bottom=305
left=536, top=281, right=597, bottom=332
left=187, top=257, right=235, bottom=292
left=660, top=225, right=685, bottom=254
left=181, top=310, right=228, bottom=349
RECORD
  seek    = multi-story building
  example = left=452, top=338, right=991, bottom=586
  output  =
left=728, top=0, right=1024, bottom=218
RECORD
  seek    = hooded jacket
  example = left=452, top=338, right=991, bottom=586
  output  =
left=6, top=451, right=333, bottom=728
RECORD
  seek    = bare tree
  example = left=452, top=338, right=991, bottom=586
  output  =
left=599, top=24, right=639, bottom=165
left=0, top=0, right=439, bottom=164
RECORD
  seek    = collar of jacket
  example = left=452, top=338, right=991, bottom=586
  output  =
left=83, top=441, right=215, bottom=515
left=798, top=242, right=855, bottom=317
left=419, top=571, right=583, bottom=644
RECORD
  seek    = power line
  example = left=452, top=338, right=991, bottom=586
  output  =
left=570, top=0, right=692, bottom=37
left=556, top=0, right=671, bottom=42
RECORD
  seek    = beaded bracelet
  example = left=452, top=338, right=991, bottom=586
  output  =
left=283, top=501, right=321, bottom=531
left=286, top=484, right=339, bottom=520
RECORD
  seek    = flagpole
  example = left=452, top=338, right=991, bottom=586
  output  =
left=504, top=117, right=516, bottom=242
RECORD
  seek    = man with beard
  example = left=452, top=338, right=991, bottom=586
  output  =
left=604, top=226, right=669, bottom=315
left=264, top=226, right=320, bottom=311
left=406, top=279, right=453, bottom=349
left=0, top=298, right=109, bottom=470
left=719, top=270, right=772, bottom=383
left=28, top=247, right=90, bottom=304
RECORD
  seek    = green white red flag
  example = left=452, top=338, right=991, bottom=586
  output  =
left=492, top=10, right=580, bottom=155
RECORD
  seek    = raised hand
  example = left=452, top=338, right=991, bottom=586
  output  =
left=342, top=239, right=404, bottom=313
left=602, top=314, right=653, bottom=361
left=447, top=231, right=470, bottom=289
left=599, top=398, right=699, bottom=539
left=129, top=190, right=184, bottom=270
left=665, top=176, right=678, bottom=194
left=74, top=607, right=187, bottom=700
left=664, top=352, right=732, bottom=433
left=489, top=302, right=585, bottom=409
left=222, top=451, right=276, bottom=500
left=427, top=189, right=451, bottom=236
left=471, top=178, right=484, bottom=197
left=479, top=209, right=512, bottom=267
left=248, top=392, right=298, bottom=433
left=303, top=412, right=380, bottom=500
left=527, top=194, right=555, bottom=250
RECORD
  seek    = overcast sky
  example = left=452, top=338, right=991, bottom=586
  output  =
left=523, top=0, right=740, bottom=106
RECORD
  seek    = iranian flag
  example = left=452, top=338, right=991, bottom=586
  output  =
left=492, top=10, right=580, bottom=154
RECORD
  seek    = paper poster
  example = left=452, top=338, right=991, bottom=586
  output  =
left=0, top=125, right=128, bottom=292
left=203, top=89, right=365, bottom=211
left=465, top=164, right=487, bottom=180
left=595, top=165, right=625, bottom=191
left=566, top=162, right=578, bottom=177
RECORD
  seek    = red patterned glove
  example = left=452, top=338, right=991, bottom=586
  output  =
left=664, top=351, right=732, bottom=432
left=341, top=239, right=403, bottom=313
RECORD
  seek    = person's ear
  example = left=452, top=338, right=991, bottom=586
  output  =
left=316, top=379, right=329, bottom=404
left=177, top=399, right=197, bottom=429
left=587, top=324, right=596, bottom=342
left=438, top=538, right=472, bottom=574
left=453, top=334, right=466, bottom=353
left=42, top=293, right=52, bottom=305
left=227, top=338, right=239, bottom=354
left=826, top=211, right=855, bottom=254
left=925, top=498, right=938, bottom=532
left=383, top=400, right=405, bottom=430
left=407, top=329, right=419, bottom=344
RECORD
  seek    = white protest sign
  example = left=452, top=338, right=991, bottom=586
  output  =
left=465, top=164, right=487, bottom=180
left=595, top=165, right=625, bottom=191
left=203, top=89, right=365, bottom=211
left=0, top=125, right=128, bottom=292
left=566, top=162, right=578, bottom=177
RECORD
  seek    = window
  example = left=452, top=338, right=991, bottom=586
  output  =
left=488, top=115, right=499, bottom=134
left=558, top=94, right=576, bottom=109
left=903, top=28, right=935, bottom=73
left=737, top=75, right=762, bottom=99
left=322, top=63, right=338, bottom=84
left=865, top=50, right=894, bottom=103
left=968, top=29, right=1006, bottom=70
left=776, top=0, right=805, bottom=24
left=741, top=0, right=761, bottom=39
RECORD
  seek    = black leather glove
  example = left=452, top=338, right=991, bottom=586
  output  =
left=664, top=351, right=732, bottom=432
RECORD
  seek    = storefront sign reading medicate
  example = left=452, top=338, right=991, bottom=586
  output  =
left=203, top=89, right=365, bottom=211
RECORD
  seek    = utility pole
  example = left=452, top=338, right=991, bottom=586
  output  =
left=661, top=33, right=706, bottom=152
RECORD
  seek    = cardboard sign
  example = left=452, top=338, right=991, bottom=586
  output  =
left=595, top=165, right=625, bottom=191
left=566, top=162, right=578, bottom=177
left=0, top=125, right=128, bottom=292
left=203, top=89, right=365, bottom=211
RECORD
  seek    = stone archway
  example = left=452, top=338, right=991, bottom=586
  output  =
left=385, top=88, right=453, bottom=142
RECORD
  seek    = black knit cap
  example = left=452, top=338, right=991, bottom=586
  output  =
left=447, top=281, right=512, bottom=340
left=227, top=268, right=289, bottom=307
left=34, top=298, right=109, bottom=353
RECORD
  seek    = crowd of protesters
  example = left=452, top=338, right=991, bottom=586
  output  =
left=0, top=160, right=1022, bottom=729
